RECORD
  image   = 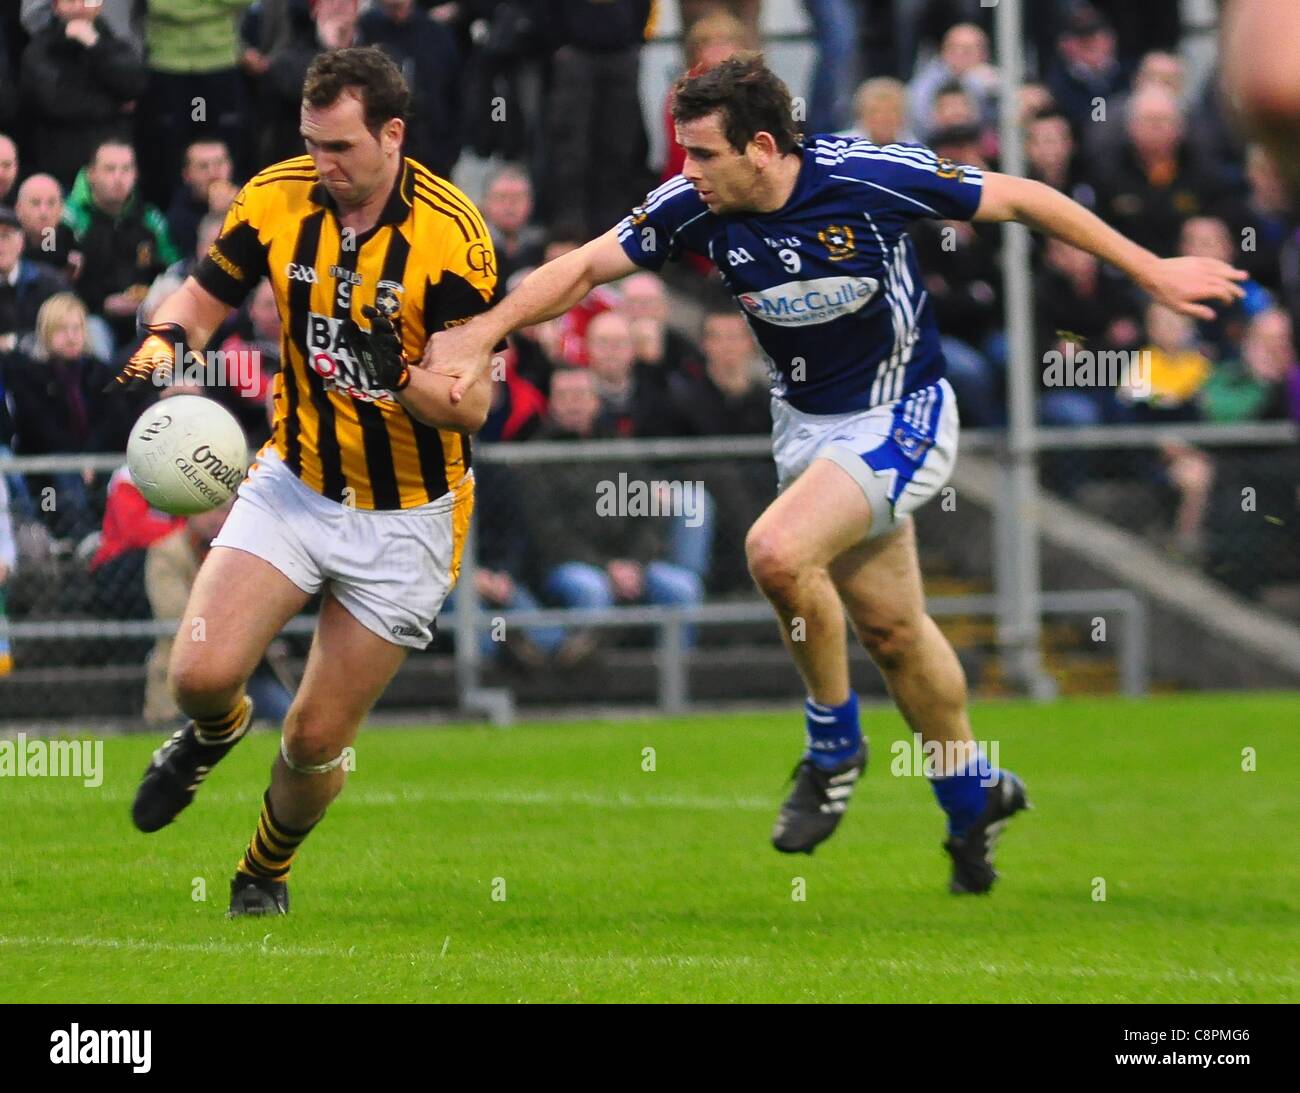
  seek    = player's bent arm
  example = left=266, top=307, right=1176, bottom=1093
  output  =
left=394, top=364, right=492, bottom=432
left=149, top=276, right=236, bottom=351
left=973, top=171, right=1247, bottom=320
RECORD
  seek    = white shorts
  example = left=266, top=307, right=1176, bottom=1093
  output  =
left=212, top=451, right=473, bottom=649
left=771, top=378, right=959, bottom=538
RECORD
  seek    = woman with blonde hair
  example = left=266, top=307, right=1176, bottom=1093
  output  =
left=5, top=292, right=124, bottom=543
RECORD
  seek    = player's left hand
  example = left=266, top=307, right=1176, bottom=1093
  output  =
left=1141, top=256, right=1249, bottom=321
left=422, top=321, right=498, bottom=404
left=343, top=306, right=410, bottom=392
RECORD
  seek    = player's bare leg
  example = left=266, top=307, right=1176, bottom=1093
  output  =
left=229, top=591, right=408, bottom=916
left=132, top=547, right=311, bottom=833
left=822, top=466, right=1029, bottom=891
left=746, top=459, right=875, bottom=853
left=827, top=515, right=973, bottom=751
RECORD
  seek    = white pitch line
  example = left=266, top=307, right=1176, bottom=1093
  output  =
left=0, top=935, right=353, bottom=959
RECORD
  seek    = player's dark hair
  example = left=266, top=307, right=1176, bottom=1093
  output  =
left=303, top=47, right=410, bottom=135
left=672, top=54, right=801, bottom=155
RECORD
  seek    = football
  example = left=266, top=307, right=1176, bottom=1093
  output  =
left=125, top=395, right=250, bottom=515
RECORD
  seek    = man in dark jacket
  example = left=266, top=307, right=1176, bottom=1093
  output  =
left=63, top=139, right=180, bottom=348
left=359, top=0, right=462, bottom=178
left=0, top=205, right=66, bottom=349
left=19, top=0, right=146, bottom=191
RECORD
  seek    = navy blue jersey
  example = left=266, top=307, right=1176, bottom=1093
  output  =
left=616, top=136, right=985, bottom=414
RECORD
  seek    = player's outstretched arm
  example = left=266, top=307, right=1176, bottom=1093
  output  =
left=973, top=172, right=1248, bottom=321
left=104, top=277, right=235, bottom=392
left=422, top=226, right=639, bottom=403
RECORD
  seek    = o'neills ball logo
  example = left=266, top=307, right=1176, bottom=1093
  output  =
left=190, top=444, right=245, bottom=490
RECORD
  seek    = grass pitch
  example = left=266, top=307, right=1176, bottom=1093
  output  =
left=2, top=693, right=1297, bottom=1003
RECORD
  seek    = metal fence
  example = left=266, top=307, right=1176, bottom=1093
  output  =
left=3, top=418, right=1295, bottom=725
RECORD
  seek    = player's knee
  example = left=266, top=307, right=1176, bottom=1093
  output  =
left=854, top=616, right=921, bottom=671
left=281, top=704, right=350, bottom=769
left=745, top=527, right=803, bottom=600
left=168, top=650, right=245, bottom=709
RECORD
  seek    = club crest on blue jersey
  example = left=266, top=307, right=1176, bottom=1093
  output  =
left=818, top=224, right=856, bottom=261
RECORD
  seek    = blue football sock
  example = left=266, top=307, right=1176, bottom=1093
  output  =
left=930, top=753, right=996, bottom=837
left=804, top=692, right=862, bottom=769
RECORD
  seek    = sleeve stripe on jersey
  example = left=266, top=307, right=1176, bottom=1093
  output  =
left=830, top=173, right=941, bottom=216
left=837, top=148, right=985, bottom=184
left=641, top=176, right=695, bottom=216
left=640, top=174, right=694, bottom=206
left=413, top=188, right=472, bottom=242
left=412, top=166, right=490, bottom=240
left=813, top=136, right=934, bottom=166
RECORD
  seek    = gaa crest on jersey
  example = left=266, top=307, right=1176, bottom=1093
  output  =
left=818, top=225, right=856, bottom=262
left=375, top=279, right=403, bottom=318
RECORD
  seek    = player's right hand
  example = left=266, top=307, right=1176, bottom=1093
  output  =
left=103, top=322, right=187, bottom=394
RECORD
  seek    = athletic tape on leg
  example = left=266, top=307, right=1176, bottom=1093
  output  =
left=279, top=735, right=346, bottom=774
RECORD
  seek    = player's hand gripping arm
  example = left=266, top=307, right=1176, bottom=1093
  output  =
left=973, top=172, right=1248, bottom=321
left=421, top=226, right=640, bottom=403
left=103, top=277, right=234, bottom=393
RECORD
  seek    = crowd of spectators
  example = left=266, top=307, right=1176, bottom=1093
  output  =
left=1, top=0, right=1299, bottom=688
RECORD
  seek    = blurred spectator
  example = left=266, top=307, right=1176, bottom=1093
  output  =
left=543, top=1, right=655, bottom=240
left=678, top=1, right=760, bottom=47
left=140, top=213, right=224, bottom=327
left=0, top=133, right=16, bottom=204
left=87, top=463, right=185, bottom=621
left=848, top=77, right=915, bottom=145
left=804, top=0, right=860, bottom=134
left=1084, top=49, right=1186, bottom=164
left=359, top=0, right=463, bottom=178
left=479, top=351, right=546, bottom=443
left=16, top=174, right=83, bottom=281
left=1123, top=302, right=1212, bottom=423
left=585, top=310, right=682, bottom=437
left=455, top=0, right=547, bottom=164
left=1025, top=109, right=1096, bottom=210
left=136, top=1, right=251, bottom=209
left=619, top=271, right=705, bottom=380
left=1035, top=237, right=1142, bottom=362
left=4, top=293, right=124, bottom=541
left=1179, top=216, right=1272, bottom=361
left=670, top=309, right=769, bottom=436
left=262, top=0, right=359, bottom=166
left=908, top=23, right=998, bottom=141
left=144, top=497, right=294, bottom=726
left=21, top=0, right=145, bottom=56
left=63, top=139, right=180, bottom=350
left=19, top=0, right=147, bottom=191
left=482, top=164, right=545, bottom=294
left=661, top=9, right=746, bottom=183
left=1201, top=308, right=1300, bottom=424
left=524, top=364, right=705, bottom=647
left=1219, top=146, right=1291, bottom=294
left=1016, top=83, right=1055, bottom=127
left=1043, top=2, right=1129, bottom=139
left=0, top=204, right=66, bottom=351
left=1091, top=85, right=1229, bottom=259
left=166, top=140, right=238, bottom=261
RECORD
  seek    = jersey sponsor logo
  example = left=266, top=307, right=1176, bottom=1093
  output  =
left=738, top=276, right=879, bottom=327
left=286, top=262, right=318, bottom=283
left=818, top=224, right=856, bottom=262
left=305, top=311, right=394, bottom=403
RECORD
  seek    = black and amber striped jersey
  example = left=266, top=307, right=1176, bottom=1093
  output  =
left=193, top=155, right=497, bottom=510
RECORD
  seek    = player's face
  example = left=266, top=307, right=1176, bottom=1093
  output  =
left=301, top=92, right=403, bottom=210
left=677, top=113, right=762, bottom=214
